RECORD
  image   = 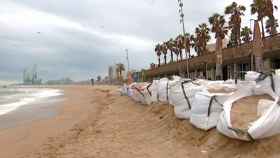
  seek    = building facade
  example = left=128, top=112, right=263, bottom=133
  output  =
left=145, top=33, right=280, bottom=81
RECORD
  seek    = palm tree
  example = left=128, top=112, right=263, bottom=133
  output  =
left=225, top=2, right=246, bottom=46
left=116, top=63, right=125, bottom=81
left=192, top=23, right=211, bottom=56
left=183, top=33, right=191, bottom=59
left=174, top=47, right=180, bottom=62
left=265, top=0, right=278, bottom=35
left=162, top=42, right=168, bottom=64
left=190, top=34, right=201, bottom=56
left=209, top=13, right=228, bottom=40
left=241, top=26, right=253, bottom=43
left=176, top=35, right=184, bottom=60
left=266, top=17, right=279, bottom=35
left=155, top=44, right=161, bottom=66
left=166, top=38, right=175, bottom=62
left=209, top=13, right=228, bottom=80
left=251, top=0, right=267, bottom=38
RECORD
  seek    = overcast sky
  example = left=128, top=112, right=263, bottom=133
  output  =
left=0, top=0, right=279, bottom=82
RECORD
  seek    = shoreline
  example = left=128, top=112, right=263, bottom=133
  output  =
left=0, top=85, right=102, bottom=158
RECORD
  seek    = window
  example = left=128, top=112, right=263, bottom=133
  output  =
left=239, top=63, right=250, bottom=80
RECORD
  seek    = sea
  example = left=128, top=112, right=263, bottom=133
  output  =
left=0, top=86, right=63, bottom=116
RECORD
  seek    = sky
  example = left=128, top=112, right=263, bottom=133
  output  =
left=0, top=0, right=279, bottom=82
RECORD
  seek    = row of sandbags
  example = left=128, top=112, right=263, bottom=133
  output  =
left=120, top=71, right=280, bottom=141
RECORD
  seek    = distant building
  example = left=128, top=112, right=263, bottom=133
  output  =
left=23, top=65, right=42, bottom=85
left=108, top=66, right=116, bottom=84
left=108, top=63, right=125, bottom=84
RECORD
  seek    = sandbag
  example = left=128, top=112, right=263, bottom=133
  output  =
left=169, top=79, right=204, bottom=119
left=130, top=82, right=153, bottom=105
left=217, top=83, right=280, bottom=141
left=245, top=71, right=280, bottom=96
left=120, top=83, right=129, bottom=96
left=150, top=80, right=159, bottom=103
left=157, top=78, right=169, bottom=103
left=190, top=90, right=234, bottom=130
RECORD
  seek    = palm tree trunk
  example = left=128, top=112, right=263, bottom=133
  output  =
left=179, top=51, right=183, bottom=61
left=237, top=27, right=241, bottom=46
left=158, top=57, right=161, bottom=67
left=215, top=37, right=223, bottom=80
left=185, top=50, right=189, bottom=59
left=260, top=19, right=265, bottom=38
left=255, top=56, right=264, bottom=72
left=164, top=55, right=167, bottom=64
left=170, top=51, right=174, bottom=62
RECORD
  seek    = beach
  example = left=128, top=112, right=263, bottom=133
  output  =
left=1, top=85, right=280, bottom=158
left=0, top=86, right=97, bottom=158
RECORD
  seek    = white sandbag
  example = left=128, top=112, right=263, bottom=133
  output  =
left=217, top=85, right=280, bottom=141
left=157, top=78, right=169, bottom=103
left=120, top=83, right=129, bottom=96
left=129, top=83, right=142, bottom=103
left=130, top=82, right=153, bottom=105
left=245, top=71, right=280, bottom=96
left=190, top=91, right=233, bottom=130
left=274, top=74, right=280, bottom=96
left=276, top=69, right=280, bottom=75
left=169, top=79, right=204, bottom=119
left=245, top=71, right=260, bottom=81
left=166, top=76, right=182, bottom=106
left=141, top=83, right=153, bottom=105
left=150, top=80, right=159, bottom=103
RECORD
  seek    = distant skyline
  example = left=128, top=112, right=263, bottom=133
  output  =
left=0, top=0, right=279, bottom=82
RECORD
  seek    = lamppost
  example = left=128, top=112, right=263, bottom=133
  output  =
left=125, top=49, right=130, bottom=72
left=177, top=0, right=190, bottom=78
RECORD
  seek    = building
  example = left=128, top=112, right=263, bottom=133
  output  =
left=108, top=63, right=126, bottom=84
left=145, top=23, right=280, bottom=81
left=23, top=65, right=42, bottom=85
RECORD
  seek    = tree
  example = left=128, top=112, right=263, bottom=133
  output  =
left=225, top=2, right=246, bottom=46
left=116, top=63, right=125, bottom=81
left=192, top=23, right=211, bottom=56
left=251, top=0, right=267, bottom=38
left=191, top=35, right=199, bottom=55
left=227, top=33, right=238, bottom=48
left=241, top=26, right=253, bottom=43
left=175, top=35, right=184, bottom=60
left=265, top=0, right=278, bottom=35
left=161, top=42, right=168, bottom=64
left=209, top=13, right=228, bottom=40
left=183, top=33, right=191, bottom=59
left=209, top=13, right=228, bottom=80
left=166, top=38, right=175, bottom=62
left=266, top=17, right=279, bottom=35
left=155, top=44, right=161, bottom=66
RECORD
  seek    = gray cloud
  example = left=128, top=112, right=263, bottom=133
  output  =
left=0, top=0, right=279, bottom=82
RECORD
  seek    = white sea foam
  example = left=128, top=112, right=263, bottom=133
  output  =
left=0, top=88, right=63, bottom=116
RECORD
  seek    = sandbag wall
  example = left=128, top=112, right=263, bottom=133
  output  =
left=121, top=72, right=280, bottom=141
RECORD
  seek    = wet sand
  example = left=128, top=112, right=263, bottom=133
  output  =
left=0, top=85, right=98, bottom=158
left=1, top=85, right=280, bottom=158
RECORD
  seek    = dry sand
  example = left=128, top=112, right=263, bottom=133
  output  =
left=231, top=95, right=274, bottom=130
left=1, top=85, right=280, bottom=158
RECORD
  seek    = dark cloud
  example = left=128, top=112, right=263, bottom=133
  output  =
left=0, top=0, right=279, bottom=82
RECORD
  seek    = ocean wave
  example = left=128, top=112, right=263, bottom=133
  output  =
left=0, top=88, right=63, bottom=116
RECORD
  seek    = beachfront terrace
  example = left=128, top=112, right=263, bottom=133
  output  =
left=145, top=33, right=280, bottom=79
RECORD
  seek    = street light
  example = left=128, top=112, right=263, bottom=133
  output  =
left=125, top=49, right=130, bottom=72
left=177, top=0, right=190, bottom=78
